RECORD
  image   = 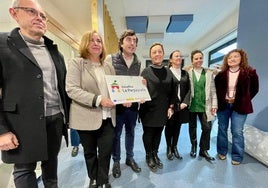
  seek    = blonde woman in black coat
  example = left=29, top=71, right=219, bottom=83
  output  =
left=165, top=50, right=191, bottom=160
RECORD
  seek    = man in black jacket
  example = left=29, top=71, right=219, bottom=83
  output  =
left=105, top=29, right=142, bottom=178
left=0, top=0, right=70, bottom=187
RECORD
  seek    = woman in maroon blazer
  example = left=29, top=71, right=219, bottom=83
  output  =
left=215, top=49, right=259, bottom=165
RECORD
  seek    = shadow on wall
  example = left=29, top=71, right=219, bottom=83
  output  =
left=253, top=106, right=268, bottom=132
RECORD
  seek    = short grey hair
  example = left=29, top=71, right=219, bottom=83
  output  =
left=12, top=0, right=40, bottom=8
left=12, top=0, right=20, bottom=7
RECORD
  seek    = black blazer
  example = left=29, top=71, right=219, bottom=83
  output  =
left=139, top=66, right=176, bottom=127
left=172, top=69, right=191, bottom=123
left=0, top=28, right=70, bottom=163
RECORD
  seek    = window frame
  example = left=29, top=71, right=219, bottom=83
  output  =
left=208, top=38, right=237, bottom=67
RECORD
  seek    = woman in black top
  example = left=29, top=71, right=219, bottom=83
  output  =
left=139, top=43, right=176, bottom=172
left=165, top=50, right=191, bottom=160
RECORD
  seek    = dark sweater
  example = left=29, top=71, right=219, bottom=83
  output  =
left=111, top=52, right=141, bottom=114
left=139, top=65, right=176, bottom=127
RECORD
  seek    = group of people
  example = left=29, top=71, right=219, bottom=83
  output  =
left=0, top=0, right=259, bottom=188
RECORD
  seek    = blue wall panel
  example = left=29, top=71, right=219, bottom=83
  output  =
left=237, top=0, right=268, bottom=131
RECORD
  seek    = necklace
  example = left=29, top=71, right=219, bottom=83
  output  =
left=229, top=68, right=240, bottom=73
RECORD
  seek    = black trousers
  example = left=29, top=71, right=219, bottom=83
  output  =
left=78, top=118, right=114, bottom=185
left=165, top=113, right=182, bottom=147
left=13, top=113, right=64, bottom=188
left=142, top=126, right=164, bottom=153
left=189, top=112, right=212, bottom=150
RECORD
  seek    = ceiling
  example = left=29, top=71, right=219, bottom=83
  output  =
left=104, top=0, right=240, bottom=53
left=1, top=0, right=240, bottom=58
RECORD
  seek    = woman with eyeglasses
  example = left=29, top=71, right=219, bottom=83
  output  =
left=66, top=30, right=115, bottom=188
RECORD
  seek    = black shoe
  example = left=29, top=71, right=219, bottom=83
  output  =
left=112, top=162, right=121, bottom=178
left=89, top=179, right=98, bottom=188
left=166, top=146, right=174, bottom=160
left=153, top=151, right=163, bottom=169
left=173, top=147, right=182, bottom=160
left=126, top=159, right=141, bottom=173
left=71, top=146, right=79, bottom=157
left=190, top=145, right=197, bottom=158
left=199, top=150, right=215, bottom=161
left=100, top=183, right=111, bottom=188
left=146, top=154, right=158, bottom=172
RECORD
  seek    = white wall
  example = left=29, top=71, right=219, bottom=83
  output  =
left=45, top=31, right=78, bottom=63
left=0, top=1, right=78, bottom=63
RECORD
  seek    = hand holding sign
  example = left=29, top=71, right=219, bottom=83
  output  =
left=105, top=75, right=151, bottom=104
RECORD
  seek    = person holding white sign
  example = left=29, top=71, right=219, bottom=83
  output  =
left=66, top=30, right=115, bottom=188
left=139, top=43, right=176, bottom=172
left=105, top=29, right=142, bottom=178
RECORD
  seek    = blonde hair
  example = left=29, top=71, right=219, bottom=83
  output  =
left=79, top=30, right=106, bottom=64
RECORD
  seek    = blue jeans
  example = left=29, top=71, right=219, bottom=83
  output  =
left=70, top=129, right=80, bottom=147
left=217, top=103, right=247, bottom=162
left=112, top=109, right=138, bottom=162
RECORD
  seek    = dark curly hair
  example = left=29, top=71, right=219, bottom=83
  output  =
left=118, top=29, right=138, bottom=51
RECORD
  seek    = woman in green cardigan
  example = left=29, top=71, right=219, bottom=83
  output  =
left=185, top=50, right=218, bottom=161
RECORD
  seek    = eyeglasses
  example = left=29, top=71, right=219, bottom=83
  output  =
left=14, top=7, right=48, bottom=21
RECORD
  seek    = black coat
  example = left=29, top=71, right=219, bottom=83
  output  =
left=139, top=66, right=176, bottom=127
left=172, top=69, right=191, bottom=123
left=0, top=28, right=70, bottom=163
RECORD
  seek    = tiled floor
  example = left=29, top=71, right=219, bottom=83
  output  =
left=1, top=121, right=268, bottom=188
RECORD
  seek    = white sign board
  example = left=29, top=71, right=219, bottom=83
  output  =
left=105, top=75, right=151, bottom=104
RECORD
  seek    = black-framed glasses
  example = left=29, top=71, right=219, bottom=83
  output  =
left=14, top=7, right=48, bottom=21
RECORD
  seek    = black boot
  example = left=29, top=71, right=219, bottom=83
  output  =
left=190, top=140, right=197, bottom=158
left=189, top=125, right=197, bottom=158
left=153, top=151, right=163, bottom=169
left=166, top=146, right=174, bottom=160
left=146, top=153, right=157, bottom=172
left=89, top=179, right=98, bottom=188
left=199, top=150, right=215, bottom=161
left=173, top=146, right=182, bottom=160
